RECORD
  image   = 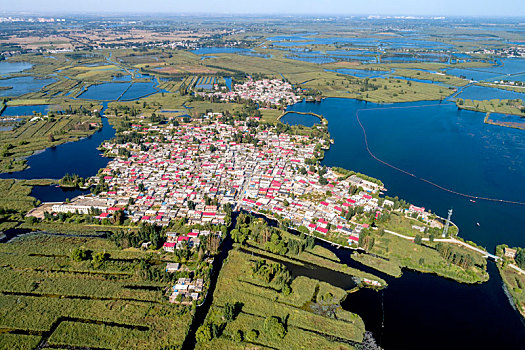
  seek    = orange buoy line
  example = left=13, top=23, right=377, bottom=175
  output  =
left=355, top=104, right=525, bottom=206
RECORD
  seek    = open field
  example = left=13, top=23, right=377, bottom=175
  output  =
left=0, top=234, right=194, bottom=350
left=497, top=264, right=525, bottom=318
left=195, top=248, right=365, bottom=350
left=367, top=231, right=488, bottom=283
left=457, top=98, right=525, bottom=116
left=392, top=69, right=470, bottom=86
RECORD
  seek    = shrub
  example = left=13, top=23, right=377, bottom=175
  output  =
left=263, top=316, right=286, bottom=339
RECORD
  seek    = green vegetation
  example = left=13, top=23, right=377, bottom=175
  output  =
left=232, top=213, right=386, bottom=285
left=351, top=253, right=403, bottom=277
left=0, top=113, right=100, bottom=174
left=495, top=245, right=525, bottom=318
left=195, top=249, right=364, bottom=350
left=456, top=98, right=525, bottom=117
left=393, top=69, right=470, bottom=86
left=0, top=234, right=197, bottom=349
left=361, top=229, right=488, bottom=283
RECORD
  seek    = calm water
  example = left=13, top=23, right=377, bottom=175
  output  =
left=0, top=61, right=32, bottom=75
left=280, top=112, right=321, bottom=127
left=78, top=82, right=130, bottom=100
left=288, top=99, right=525, bottom=250
left=285, top=54, right=336, bottom=64
left=31, top=185, right=89, bottom=202
left=456, top=84, right=525, bottom=100
left=447, top=58, right=525, bottom=82
left=0, top=107, right=115, bottom=180
left=0, top=76, right=56, bottom=97
left=286, top=98, right=525, bottom=347
left=1, top=105, right=51, bottom=116
left=339, top=254, right=525, bottom=350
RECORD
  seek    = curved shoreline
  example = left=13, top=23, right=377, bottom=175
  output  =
left=277, top=110, right=326, bottom=124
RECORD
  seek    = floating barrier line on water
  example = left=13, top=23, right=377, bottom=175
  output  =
left=355, top=104, right=525, bottom=206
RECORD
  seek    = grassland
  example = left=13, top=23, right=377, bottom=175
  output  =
left=0, top=234, right=194, bottom=350
left=456, top=98, right=525, bottom=117
left=364, top=230, right=488, bottom=283
left=107, top=92, right=247, bottom=118
left=495, top=245, right=525, bottom=318
left=351, top=253, right=403, bottom=277
left=392, top=69, right=470, bottom=86
left=242, top=243, right=387, bottom=287
left=195, top=248, right=365, bottom=350
left=497, top=263, right=525, bottom=318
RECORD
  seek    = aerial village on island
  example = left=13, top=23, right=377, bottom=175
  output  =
left=25, top=78, right=445, bottom=302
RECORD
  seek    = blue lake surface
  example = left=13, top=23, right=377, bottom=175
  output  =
left=288, top=99, right=525, bottom=250
left=0, top=61, right=32, bottom=75
left=457, top=85, right=525, bottom=100
left=0, top=76, right=56, bottom=97
left=224, top=77, right=232, bottom=91
left=31, top=185, right=90, bottom=203
left=1, top=105, right=51, bottom=116
left=78, top=82, right=130, bottom=100
left=285, top=55, right=335, bottom=64
left=112, top=75, right=132, bottom=82
left=280, top=112, right=320, bottom=127
left=287, top=98, right=525, bottom=348
left=0, top=107, right=116, bottom=180
left=447, top=58, right=525, bottom=82
left=120, top=82, right=159, bottom=101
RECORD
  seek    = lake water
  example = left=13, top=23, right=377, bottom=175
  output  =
left=0, top=61, right=32, bottom=75
left=285, top=54, right=335, bottom=64
left=287, top=99, right=525, bottom=251
left=0, top=105, right=116, bottom=180
left=224, top=77, right=232, bottom=91
left=280, top=112, right=320, bottom=127
left=78, top=82, right=130, bottom=100
left=120, top=81, right=159, bottom=101
left=287, top=98, right=525, bottom=348
left=456, top=85, right=525, bottom=100
left=1, top=104, right=51, bottom=116
left=0, top=76, right=56, bottom=97
left=447, top=58, right=525, bottom=82
left=31, top=185, right=90, bottom=202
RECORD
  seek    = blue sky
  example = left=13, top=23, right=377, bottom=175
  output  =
left=1, top=0, right=524, bottom=17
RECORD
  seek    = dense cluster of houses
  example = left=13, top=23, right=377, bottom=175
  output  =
left=44, top=106, right=441, bottom=251
left=51, top=114, right=422, bottom=247
left=197, top=78, right=302, bottom=107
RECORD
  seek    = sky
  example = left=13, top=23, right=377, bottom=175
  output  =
left=1, top=0, right=524, bottom=17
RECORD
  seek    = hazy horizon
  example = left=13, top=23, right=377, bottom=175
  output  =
left=0, top=0, right=524, bottom=18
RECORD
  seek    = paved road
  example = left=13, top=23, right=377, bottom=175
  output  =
left=383, top=229, right=500, bottom=260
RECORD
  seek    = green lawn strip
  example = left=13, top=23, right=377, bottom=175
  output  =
left=204, top=249, right=365, bottom=347
left=47, top=321, right=148, bottom=349
left=0, top=334, right=41, bottom=350
left=496, top=264, right=525, bottom=318
left=370, top=233, right=488, bottom=283
left=351, top=252, right=403, bottom=277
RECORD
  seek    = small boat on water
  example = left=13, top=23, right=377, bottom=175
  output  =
left=470, top=199, right=476, bottom=203
left=476, top=222, right=480, bottom=227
